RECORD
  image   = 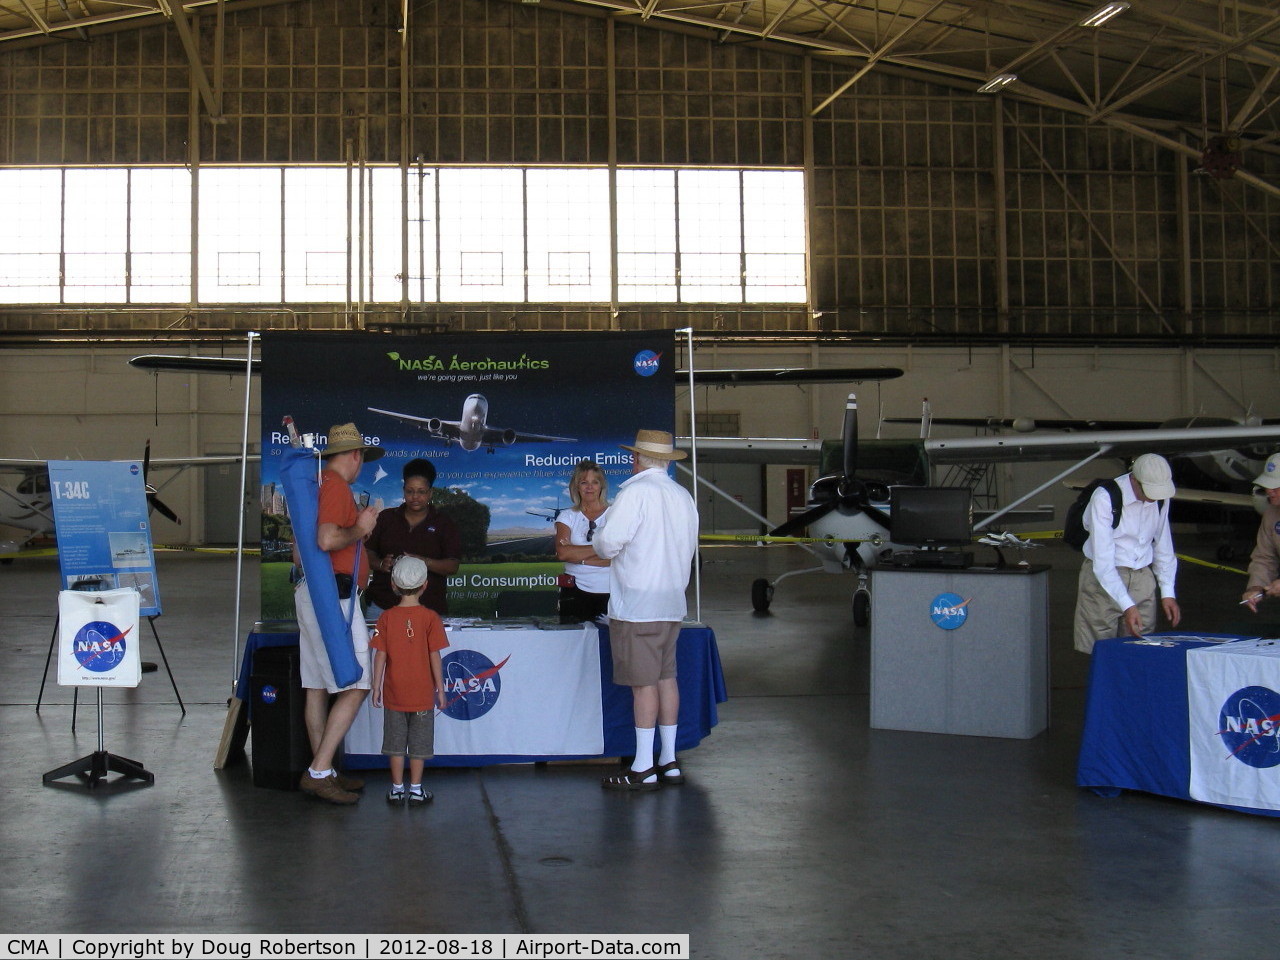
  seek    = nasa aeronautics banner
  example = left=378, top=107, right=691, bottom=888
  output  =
left=1187, top=639, right=1280, bottom=811
left=57, top=587, right=142, bottom=687
left=345, top=624, right=603, bottom=758
left=259, top=331, right=676, bottom=620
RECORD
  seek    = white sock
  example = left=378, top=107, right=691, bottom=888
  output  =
left=657, top=724, right=679, bottom=767
left=632, top=726, right=656, bottom=775
left=389, top=783, right=404, bottom=795
left=409, top=783, right=424, bottom=795
left=308, top=767, right=334, bottom=779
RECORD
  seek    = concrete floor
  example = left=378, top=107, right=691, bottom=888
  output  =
left=3, top=538, right=1280, bottom=956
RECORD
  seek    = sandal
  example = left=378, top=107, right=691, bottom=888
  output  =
left=601, top=767, right=660, bottom=792
left=657, top=760, right=685, bottom=785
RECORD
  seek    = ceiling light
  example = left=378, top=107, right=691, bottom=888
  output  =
left=978, top=74, right=1017, bottom=93
left=1080, top=2, right=1130, bottom=28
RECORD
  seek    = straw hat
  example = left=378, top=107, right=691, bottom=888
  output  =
left=621, top=429, right=686, bottom=461
left=320, top=422, right=384, bottom=461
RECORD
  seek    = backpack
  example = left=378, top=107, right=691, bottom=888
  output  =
left=1062, top=478, right=1123, bottom=551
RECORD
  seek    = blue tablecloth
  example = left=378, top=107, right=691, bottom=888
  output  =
left=1076, top=632, right=1280, bottom=817
left=237, top=621, right=728, bottom=767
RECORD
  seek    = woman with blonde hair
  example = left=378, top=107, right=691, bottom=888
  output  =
left=554, top=459, right=611, bottom=622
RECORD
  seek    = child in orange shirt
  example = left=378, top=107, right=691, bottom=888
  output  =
left=370, top=556, right=448, bottom=804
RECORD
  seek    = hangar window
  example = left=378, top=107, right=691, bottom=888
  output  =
left=0, top=164, right=805, bottom=306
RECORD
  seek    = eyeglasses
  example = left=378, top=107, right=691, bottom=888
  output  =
left=586, top=518, right=596, bottom=542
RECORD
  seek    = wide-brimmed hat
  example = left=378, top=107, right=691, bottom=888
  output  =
left=1132, top=453, right=1175, bottom=500
left=320, top=422, right=384, bottom=461
left=391, top=555, right=429, bottom=592
left=621, top=429, right=686, bottom=461
left=1254, top=451, right=1280, bottom=490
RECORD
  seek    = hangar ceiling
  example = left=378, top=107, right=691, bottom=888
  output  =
left=0, top=1, right=1276, bottom=188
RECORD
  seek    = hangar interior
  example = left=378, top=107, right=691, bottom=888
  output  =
left=2, top=1, right=1280, bottom=953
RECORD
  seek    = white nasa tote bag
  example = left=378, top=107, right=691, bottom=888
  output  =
left=57, top=588, right=142, bottom=688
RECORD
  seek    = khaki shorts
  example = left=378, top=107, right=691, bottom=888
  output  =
left=296, top=582, right=371, bottom=693
left=382, top=707, right=435, bottom=760
left=609, top=619, right=680, bottom=687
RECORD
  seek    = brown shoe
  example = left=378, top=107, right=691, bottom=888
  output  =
left=333, top=772, right=365, bottom=792
left=299, top=772, right=359, bottom=805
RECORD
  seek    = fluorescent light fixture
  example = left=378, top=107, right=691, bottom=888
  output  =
left=1080, top=2, right=1130, bottom=28
left=978, top=74, right=1017, bottom=93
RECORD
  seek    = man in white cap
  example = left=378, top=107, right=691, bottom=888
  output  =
left=299, top=422, right=383, bottom=804
left=591, top=429, right=699, bottom=790
left=1240, top=452, right=1280, bottom=613
left=1073, top=452, right=1181, bottom=653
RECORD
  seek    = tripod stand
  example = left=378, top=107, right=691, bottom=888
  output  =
left=42, top=685, right=154, bottom=788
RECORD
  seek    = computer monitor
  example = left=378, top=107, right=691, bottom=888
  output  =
left=889, top=486, right=973, bottom=548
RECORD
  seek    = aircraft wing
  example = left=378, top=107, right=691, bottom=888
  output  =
left=483, top=426, right=577, bottom=444
left=682, top=366, right=903, bottom=385
left=0, top=455, right=251, bottom=470
left=130, top=354, right=257, bottom=374
left=884, top=415, right=1160, bottom=431
left=1064, top=477, right=1259, bottom=511
left=676, top=437, right=823, bottom=465
left=926, top=423, right=1280, bottom=465
left=367, top=407, right=462, bottom=442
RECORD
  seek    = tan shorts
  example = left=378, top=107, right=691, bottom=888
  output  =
left=609, top=619, right=680, bottom=687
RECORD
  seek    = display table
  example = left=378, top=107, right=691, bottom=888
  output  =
left=869, top=564, right=1049, bottom=739
left=236, top=620, right=727, bottom=768
left=1077, top=632, right=1280, bottom=817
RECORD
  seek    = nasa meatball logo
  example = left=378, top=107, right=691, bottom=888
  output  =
left=929, top=593, right=970, bottom=630
left=72, top=620, right=131, bottom=672
left=633, top=349, right=662, bottom=377
left=1216, top=685, right=1280, bottom=768
left=259, top=684, right=280, bottom=706
left=441, top=649, right=511, bottom=721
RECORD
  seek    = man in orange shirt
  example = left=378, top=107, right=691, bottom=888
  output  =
left=297, top=422, right=383, bottom=804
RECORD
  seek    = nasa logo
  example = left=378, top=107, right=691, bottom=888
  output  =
left=1273, top=519, right=1280, bottom=536
left=1217, top=685, right=1280, bottom=768
left=129, top=463, right=140, bottom=476
left=440, top=649, right=511, bottom=721
left=260, top=684, right=279, bottom=706
left=929, top=593, right=970, bottom=630
left=71, top=620, right=129, bottom=672
left=633, top=349, right=662, bottom=377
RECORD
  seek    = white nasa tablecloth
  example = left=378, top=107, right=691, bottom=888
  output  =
left=1187, top=638, right=1280, bottom=811
left=345, top=623, right=603, bottom=760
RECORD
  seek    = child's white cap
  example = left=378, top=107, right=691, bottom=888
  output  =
left=391, top=556, right=429, bottom=591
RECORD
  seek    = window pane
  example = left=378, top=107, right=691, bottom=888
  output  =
left=366, top=167, right=408, bottom=303
left=439, top=168, right=524, bottom=301
left=406, top=166, right=438, bottom=303
left=131, top=168, right=192, bottom=303
left=678, top=169, right=743, bottom=302
left=526, top=169, right=610, bottom=302
left=617, top=169, right=677, bottom=301
left=198, top=167, right=282, bottom=303
left=63, top=169, right=128, bottom=302
left=0, top=170, right=62, bottom=303
left=284, top=167, right=346, bottom=302
left=744, top=170, right=806, bottom=302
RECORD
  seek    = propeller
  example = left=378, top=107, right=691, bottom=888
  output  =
left=143, top=440, right=181, bottom=525
left=769, top=394, right=888, bottom=537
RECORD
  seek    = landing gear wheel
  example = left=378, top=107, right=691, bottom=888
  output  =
left=751, top=578, right=774, bottom=613
left=852, top=591, right=870, bottom=627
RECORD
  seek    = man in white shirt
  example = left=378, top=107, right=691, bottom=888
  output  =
left=592, top=429, right=699, bottom=791
left=1073, top=453, right=1181, bottom=653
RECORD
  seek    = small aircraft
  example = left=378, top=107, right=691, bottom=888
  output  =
left=0, top=444, right=246, bottom=554
left=685, top=396, right=1280, bottom=626
left=368, top=394, right=576, bottom=452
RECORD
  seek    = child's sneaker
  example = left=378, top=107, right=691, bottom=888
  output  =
left=407, top=787, right=433, bottom=805
left=386, top=786, right=405, bottom=804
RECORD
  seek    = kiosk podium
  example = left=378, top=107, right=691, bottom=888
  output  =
left=869, top=564, right=1049, bottom=740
